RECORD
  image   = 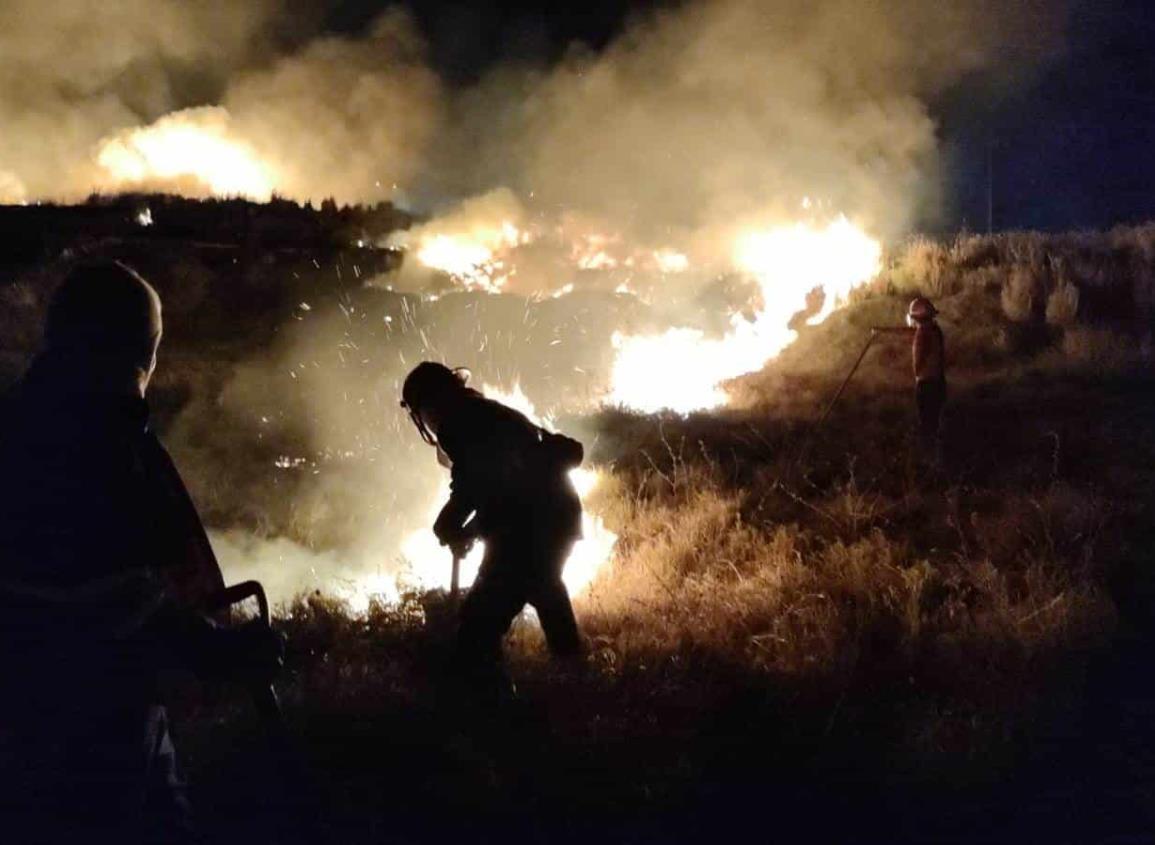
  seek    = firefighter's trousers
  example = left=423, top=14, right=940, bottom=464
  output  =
left=457, top=530, right=583, bottom=665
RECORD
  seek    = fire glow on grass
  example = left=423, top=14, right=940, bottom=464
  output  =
left=607, top=216, right=882, bottom=413
left=406, top=202, right=691, bottom=295
left=413, top=221, right=527, bottom=293
left=344, top=384, right=618, bottom=612
left=94, top=107, right=275, bottom=200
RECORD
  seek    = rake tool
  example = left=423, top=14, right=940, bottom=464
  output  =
left=450, top=550, right=463, bottom=603
left=793, top=330, right=878, bottom=468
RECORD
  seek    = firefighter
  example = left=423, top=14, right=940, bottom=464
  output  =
left=874, top=296, right=947, bottom=449
left=0, top=261, right=283, bottom=842
left=400, top=362, right=585, bottom=688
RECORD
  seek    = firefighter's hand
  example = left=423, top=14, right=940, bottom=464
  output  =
left=435, top=520, right=476, bottom=557
left=209, top=620, right=285, bottom=686
left=447, top=535, right=476, bottom=559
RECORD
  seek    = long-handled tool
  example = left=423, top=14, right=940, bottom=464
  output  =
left=816, top=330, right=878, bottom=430
left=793, top=331, right=878, bottom=468
left=450, top=550, right=463, bottom=602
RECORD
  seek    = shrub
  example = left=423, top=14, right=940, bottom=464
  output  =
left=1001, top=265, right=1043, bottom=322
left=884, top=237, right=960, bottom=298
left=1045, top=279, right=1080, bottom=326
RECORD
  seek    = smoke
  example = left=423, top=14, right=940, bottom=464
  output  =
left=160, top=278, right=630, bottom=607
left=223, top=9, right=443, bottom=205
left=432, top=0, right=1068, bottom=245
left=1, top=1, right=1067, bottom=220
left=373, top=0, right=1071, bottom=304
left=3, top=0, right=1070, bottom=605
left=0, top=0, right=279, bottom=201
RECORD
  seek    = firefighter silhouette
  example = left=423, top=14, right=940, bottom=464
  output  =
left=874, top=296, right=947, bottom=453
left=401, top=363, right=585, bottom=686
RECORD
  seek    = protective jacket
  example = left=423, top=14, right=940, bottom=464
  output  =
left=913, top=322, right=946, bottom=382
left=433, top=392, right=582, bottom=548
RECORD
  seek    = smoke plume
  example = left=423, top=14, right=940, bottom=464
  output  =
left=1, top=0, right=1070, bottom=604
left=0, top=0, right=278, bottom=202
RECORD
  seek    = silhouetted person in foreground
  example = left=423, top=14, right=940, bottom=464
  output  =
left=401, top=363, right=585, bottom=692
left=874, top=296, right=947, bottom=457
left=0, top=261, right=281, bottom=842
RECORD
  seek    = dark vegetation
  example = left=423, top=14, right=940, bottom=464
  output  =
left=3, top=205, right=1155, bottom=841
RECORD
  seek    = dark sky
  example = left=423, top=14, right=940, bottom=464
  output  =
left=327, top=0, right=656, bottom=75
left=327, top=0, right=1155, bottom=232
left=938, top=0, right=1155, bottom=232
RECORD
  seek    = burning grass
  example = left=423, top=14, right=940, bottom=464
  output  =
left=6, top=220, right=1155, bottom=838
left=180, top=360, right=1143, bottom=840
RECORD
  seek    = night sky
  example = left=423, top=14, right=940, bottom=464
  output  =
left=326, top=0, right=1155, bottom=233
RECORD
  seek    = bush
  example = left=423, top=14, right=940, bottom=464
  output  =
left=1001, top=265, right=1043, bottom=322
left=1045, top=280, right=1080, bottom=326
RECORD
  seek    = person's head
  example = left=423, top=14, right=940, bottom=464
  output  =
left=400, top=362, right=471, bottom=444
left=43, top=260, right=163, bottom=396
left=906, top=296, right=938, bottom=328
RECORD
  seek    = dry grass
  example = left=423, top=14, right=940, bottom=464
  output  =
left=5, top=222, right=1155, bottom=839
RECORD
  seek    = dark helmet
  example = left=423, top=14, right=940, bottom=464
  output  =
left=907, top=296, right=938, bottom=323
left=400, top=362, right=471, bottom=413
left=400, top=362, right=472, bottom=445
left=45, top=260, right=162, bottom=372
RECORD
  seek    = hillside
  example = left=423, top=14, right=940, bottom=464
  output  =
left=3, top=218, right=1155, bottom=841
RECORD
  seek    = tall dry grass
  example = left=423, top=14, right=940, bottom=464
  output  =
left=878, top=225, right=1155, bottom=324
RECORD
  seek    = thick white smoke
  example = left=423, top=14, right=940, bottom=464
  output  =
left=224, top=8, right=443, bottom=205
left=2, top=0, right=1067, bottom=227
left=2, top=0, right=1070, bottom=605
left=0, top=0, right=278, bottom=201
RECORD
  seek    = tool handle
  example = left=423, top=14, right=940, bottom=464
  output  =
left=206, top=580, right=270, bottom=625
left=816, top=332, right=877, bottom=429
left=450, top=554, right=462, bottom=600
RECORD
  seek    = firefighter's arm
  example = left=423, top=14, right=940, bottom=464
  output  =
left=434, top=459, right=480, bottom=552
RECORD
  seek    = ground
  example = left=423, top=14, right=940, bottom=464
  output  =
left=184, top=308, right=1155, bottom=841
left=5, top=223, right=1155, bottom=842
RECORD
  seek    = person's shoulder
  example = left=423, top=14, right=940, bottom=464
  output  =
left=443, top=393, right=535, bottom=447
left=460, top=392, right=528, bottom=426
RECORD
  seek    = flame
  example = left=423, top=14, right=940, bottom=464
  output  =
left=336, top=571, right=401, bottom=616
left=390, top=190, right=695, bottom=299
left=94, top=107, right=275, bottom=200
left=0, top=170, right=27, bottom=205
left=347, top=383, right=617, bottom=609
left=608, top=216, right=880, bottom=413
left=412, top=220, right=527, bottom=293
left=652, top=248, right=689, bottom=274
left=734, top=217, right=881, bottom=326
left=571, top=233, right=620, bottom=271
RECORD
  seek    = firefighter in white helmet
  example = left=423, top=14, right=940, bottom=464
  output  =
left=874, top=296, right=947, bottom=448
